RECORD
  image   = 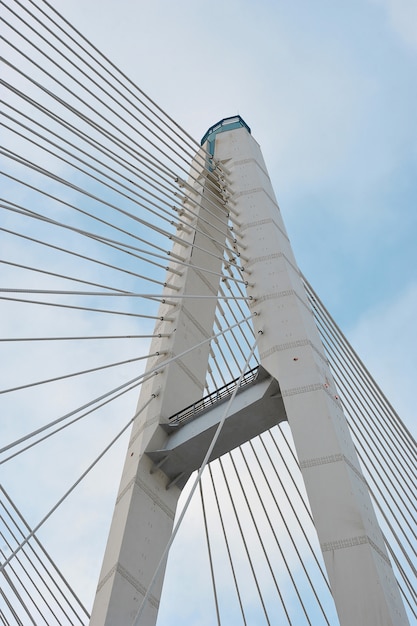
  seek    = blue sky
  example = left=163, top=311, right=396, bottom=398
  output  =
left=58, top=0, right=417, bottom=422
left=2, top=0, right=416, bottom=623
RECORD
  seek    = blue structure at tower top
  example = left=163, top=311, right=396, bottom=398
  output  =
left=200, top=116, right=251, bottom=146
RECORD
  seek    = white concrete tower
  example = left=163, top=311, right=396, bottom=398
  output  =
left=210, top=118, right=408, bottom=626
left=89, top=144, right=229, bottom=625
left=90, top=117, right=409, bottom=626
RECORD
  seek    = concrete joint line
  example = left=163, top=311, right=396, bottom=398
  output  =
left=247, top=251, right=285, bottom=264
left=128, top=413, right=159, bottom=448
left=241, top=217, right=290, bottom=244
left=233, top=186, right=264, bottom=199
left=115, top=476, right=176, bottom=520
left=181, top=305, right=212, bottom=338
left=282, top=383, right=324, bottom=397
left=281, top=381, right=344, bottom=410
left=118, top=564, right=160, bottom=609
left=96, top=564, right=160, bottom=609
left=246, top=250, right=301, bottom=278
left=258, top=327, right=329, bottom=372
left=251, top=288, right=315, bottom=320
left=321, top=534, right=368, bottom=552
left=233, top=187, right=281, bottom=213
left=134, top=475, right=176, bottom=519
left=116, top=478, right=135, bottom=505
left=343, top=454, right=370, bottom=485
left=232, top=157, right=271, bottom=179
left=300, top=454, right=366, bottom=484
left=255, top=289, right=297, bottom=303
left=176, top=356, right=206, bottom=391
left=261, top=338, right=311, bottom=357
left=193, top=267, right=220, bottom=296
left=96, top=564, right=117, bottom=593
left=260, top=338, right=331, bottom=365
left=196, top=221, right=226, bottom=255
left=300, top=453, right=345, bottom=469
left=321, top=535, right=390, bottom=565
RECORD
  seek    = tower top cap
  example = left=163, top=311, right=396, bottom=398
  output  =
left=200, top=116, right=251, bottom=146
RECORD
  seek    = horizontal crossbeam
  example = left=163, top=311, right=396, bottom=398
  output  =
left=147, top=367, right=286, bottom=488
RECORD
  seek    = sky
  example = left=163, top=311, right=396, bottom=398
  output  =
left=1, top=0, right=416, bottom=624
left=57, top=0, right=417, bottom=420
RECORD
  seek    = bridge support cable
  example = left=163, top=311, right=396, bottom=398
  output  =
left=384, top=540, right=417, bottom=619
left=0, top=487, right=89, bottom=626
left=185, top=411, right=412, bottom=624
left=0, top=134, right=232, bottom=255
left=1, top=205, right=243, bottom=294
left=0, top=258, right=159, bottom=296
left=2, top=2, right=244, bottom=324
left=264, top=428, right=336, bottom=596
left=34, top=0, right=207, bottom=165
left=1, top=17, right=207, bottom=190
left=1, top=314, right=256, bottom=465
left=0, top=54, right=231, bottom=243
left=0, top=395, right=157, bottom=574
left=0, top=378, right=146, bottom=466
left=304, top=279, right=416, bottom=482
left=2, top=1, right=415, bottom=622
left=199, top=481, right=222, bottom=626
left=0, top=539, right=61, bottom=626
left=0, top=198, right=188, bottom=280
left=228, top=448, right=311, bottom=625
left=0, top=367, right=164, bottom=460
left=0, top=514, right=86, bottom=625
left=306, top=284, right=417, bottom=522
left=0, top=334, right=166, bottom=343
left=171, top=427, right=336, bottom=624
left=0, top=100, right=231, bottom=248
left=27, top=0, right=204, bottom=154
left=207, top=464, right=248, bottom=625
left=216, top=456, right=275, bottom=626
left=303, top=279, right=417, bottom=612
left=206, top=270, right=259, bottom=393
left=0, top=154, right=247, bottom=316
left=0, top=147, right=234, bottom=267
left=311, top=297, right=417, bottom=495
left=0, top=353, right=163, bottom=396
left=219, top=283, right=257, bottom=353
left=0, top=563, right=36, bottom=626
left=2, top=0, right=212, bottom=175
left=253, top=434, right=333, bottom=605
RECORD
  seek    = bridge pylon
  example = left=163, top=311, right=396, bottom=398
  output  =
left=90, top=117, right=409, bottom=626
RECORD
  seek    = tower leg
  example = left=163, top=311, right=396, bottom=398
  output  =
left=89, top=151, right=228, bottom=625
left=209, top=123, right=408, bottom=626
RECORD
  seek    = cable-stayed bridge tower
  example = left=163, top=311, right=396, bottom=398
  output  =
left=90, top=117, right=409, bottom=626
left=1, top=4, right=416, bottom=624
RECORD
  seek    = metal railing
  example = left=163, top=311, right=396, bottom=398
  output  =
left=168, top=366, right=260, bottom=427
left=200, top=115, right=251, bottom=146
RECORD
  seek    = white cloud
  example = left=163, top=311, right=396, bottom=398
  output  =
left=371, top=0, right=417, bottom=51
